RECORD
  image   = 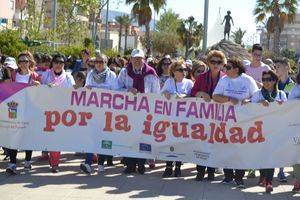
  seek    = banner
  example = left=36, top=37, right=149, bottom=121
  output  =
left=0, top=83, right=300, bottom=169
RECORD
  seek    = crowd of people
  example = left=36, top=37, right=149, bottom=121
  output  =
left=1, top=44, right=300, bottom=194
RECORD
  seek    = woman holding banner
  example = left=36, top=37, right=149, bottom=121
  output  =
left=213, top=57, right=258, bottom=188
left=251, top=70, right=287, bottom=193
left=288, top=72, right=300, bottom=193
left=41, top=53, right=75, bottom=173
left=80, top=53, right=117, bottom=174
left=6, top=51, right=41, bottom=175
left=191, top=50, right=226, bottom=181
left=117, top=49, right=160, bottom=175
left=160, top=60, right=194, bottom=177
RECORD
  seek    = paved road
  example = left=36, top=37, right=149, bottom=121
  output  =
left=0, top=151, right=299, bottom=200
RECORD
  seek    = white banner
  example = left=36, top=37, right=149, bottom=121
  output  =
left=0, top=83, right=300, bottom=169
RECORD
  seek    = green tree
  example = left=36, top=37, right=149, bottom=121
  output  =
left=0, top=30, right=27, bottom=57
left=122, top=15, right=133, bottom=52
left=177, top=16, right=203, bottom=58
left=254, top=0, right=298, bottom=55
left=231, top=28, right=246, bottom=46
left=155, top=9, right=180, bottom=32
left=126, top=0, right=166, bottom=55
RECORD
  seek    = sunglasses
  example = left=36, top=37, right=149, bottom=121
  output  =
left=175, top=67, right=188, bottom=72
left=225, top=65, right=235, bottom=70
left=262, top=77, right=275, bottom=82
left=196, top=69, right=204, bottom=74
left=163, top=62, right=171, bottom=66
left=95, top=60, right=104, bottom=64
left=210, top=60, right=223, bottom=65
left=253, top=53, right=262, bottom=57
left=18, top=60, right=29, bottom=63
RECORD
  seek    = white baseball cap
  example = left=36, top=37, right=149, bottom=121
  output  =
left=131, top=49, right=145, bottom=58
left=4, top=57, right=18, bottom=70
left=185, top=59, right=192, bottom=66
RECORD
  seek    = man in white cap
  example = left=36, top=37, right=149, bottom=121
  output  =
left=0, top=56, right=11, bottom=83
left=117, top=49, right=160, bottom=174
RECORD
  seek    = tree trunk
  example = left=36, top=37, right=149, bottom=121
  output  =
left=125, top=26, right=128, bottom=51
left=118, top=25, right=122, bottom=52
left=145, top=22, right=151, bottom=56
left=273, top=7, right=281, bottom=55
left=267, top=33, right=270, bottom=51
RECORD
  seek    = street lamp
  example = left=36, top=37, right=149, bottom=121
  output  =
left=202, top=0, right=209, bottom=52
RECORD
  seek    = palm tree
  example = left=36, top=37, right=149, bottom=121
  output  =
left=254, top=0, right=298, bottom=55
left=122, top=15, right=132, bottom=52
left=126, top=0, right=166, bottom=55
left=177, top=16, right=203, bottom=58
left=115, top=15, right=125, bottom=52
left=231, top=28, right=246, bottom=46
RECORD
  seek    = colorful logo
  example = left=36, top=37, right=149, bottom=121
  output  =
left=7, top=101, right=18, bottom=119
left=101, top=140, right=112, bottom=149
left=139, top=143, right=152, bottom=153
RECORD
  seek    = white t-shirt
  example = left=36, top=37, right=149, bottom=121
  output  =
left=251, top=89, right=287, bottom=103
left=85, top=69, right=117, bottom=90
left=42, top=70, right=75, bottom=88
left=16, top=72, right=30, bottom=84
left=213, top=73, right=259, bottom=100
left=160, top=77, right=194, bottom=96
left=288, top=85, right=300, bottom=100
left=244, top=62, right=271, bottom=82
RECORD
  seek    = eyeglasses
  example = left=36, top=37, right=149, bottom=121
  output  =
left=210, top=60, right=223, bottom=65
left=95, top=60, right=104, bottom=64
left=18, top=60, right=29, bottom=64
left=225, top=65, right=234, bottom=71
left=262, top=77, right=275, bottom=82
left=175, top=67, right=188, bottom=72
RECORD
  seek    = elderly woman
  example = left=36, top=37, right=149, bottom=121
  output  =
left=213, top=58, right=258, bottom=188
left=160, top=60, right=194, bottom=177
left=42, top=53, right=75, bottom=173
left=191, top=50, right=226, bottom=181
left=251, top=70, right=287, bottom=193
left=80, top=54, right=117, bottom=174
left=6, top=52, right=41, bottom=175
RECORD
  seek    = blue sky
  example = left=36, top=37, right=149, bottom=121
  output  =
left=110, top=0, right=262, bottom=45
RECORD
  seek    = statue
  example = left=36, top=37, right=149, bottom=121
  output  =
left=222, top=11, right=234, bottom=40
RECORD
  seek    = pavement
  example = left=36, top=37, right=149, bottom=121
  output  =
left=0, top=151, right=299, bottom=200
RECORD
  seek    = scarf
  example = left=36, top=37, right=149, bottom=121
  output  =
left=261, top=87, right=278, bottom=102
left=126, top=62, right=157, bottom=93
left=92, top=67, right=109, bottom=84
left=49, top=68, right=67, bottom=86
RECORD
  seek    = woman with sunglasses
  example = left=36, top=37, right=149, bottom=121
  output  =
left=156, top=55, right=172, bottom=88
left=41, top=53, right=75, bottom=173
left=80, top=54, right=117, bottom=174
left=191, top=50, right=226, bottom=181
left=190, top=60, right=208, bottom=82
left=287, top=73, right=300, bottom=193
left=250, top=70, right=286, bottom=193
left=6, top=52, right=41, bottom=175
left=213, top=58, right=258, bottom=188
left=160, top=60, right=194, bottom=177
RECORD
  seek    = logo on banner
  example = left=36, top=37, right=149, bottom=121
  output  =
left=101, top=140, right=112, bottom=149
left=170, top=146, right=175, bottom=152
left=7, top=101, right=18, bottom=119
left=139, top=143, right=151, bottom=153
